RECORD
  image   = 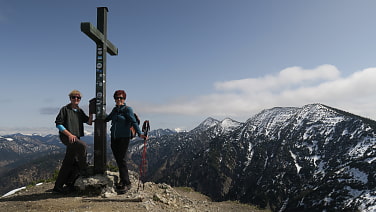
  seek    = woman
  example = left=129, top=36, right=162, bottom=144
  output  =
left=54, top=90, right=93, bottom=194
left=105, top=90, right=146, bottom=193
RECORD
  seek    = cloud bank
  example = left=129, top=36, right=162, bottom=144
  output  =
left=136, top=64, right=376, bottom=120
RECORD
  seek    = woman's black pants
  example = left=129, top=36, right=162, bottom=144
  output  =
left=111, top=137, right=131, bottom=186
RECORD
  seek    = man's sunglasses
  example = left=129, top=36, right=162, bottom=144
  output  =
left=114, top=97, right=125, bottom=100
left=70, top=96, right=81, bottom=100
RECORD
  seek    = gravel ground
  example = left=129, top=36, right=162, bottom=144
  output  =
left=0, top=181, right=269, bottom=212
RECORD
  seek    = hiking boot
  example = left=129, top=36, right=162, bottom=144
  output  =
left=116, top=183, right=124, bottom=190
left=117, top=184, right=131, bottom=194
left=52, top=186, right=67, bottom=195
left=116, top=181, right=124, bottom=189
left=64, top=185, right=77, bottom=193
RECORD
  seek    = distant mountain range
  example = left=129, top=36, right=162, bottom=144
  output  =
left=0, top=127, right=59, bottom=137
left=0, top=129, right=176, bottom=195
left=1, top=103, right=375, bottom=211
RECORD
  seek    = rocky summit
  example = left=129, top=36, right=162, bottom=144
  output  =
left=0, top=170, right=263, bottom=212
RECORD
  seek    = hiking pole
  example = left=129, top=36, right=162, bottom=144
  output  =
left=138, top=120, right=150, bottom=192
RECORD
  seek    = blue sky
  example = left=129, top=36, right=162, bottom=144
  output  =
left=2, top=0, right=376, bottom=134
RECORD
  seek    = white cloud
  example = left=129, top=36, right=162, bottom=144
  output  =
left=138, top=65, right=376, bottom=121
left=214, top=64, right=340, bottom=93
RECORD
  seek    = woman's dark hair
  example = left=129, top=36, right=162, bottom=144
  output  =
left=113, top=90, right=126, bottom=100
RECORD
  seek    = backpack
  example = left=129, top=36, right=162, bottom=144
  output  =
left=119, top=106, right=140, bottom=139
left=130, top=111, right=140, bottom=139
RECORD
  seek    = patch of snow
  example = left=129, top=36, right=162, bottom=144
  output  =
left=358, top=191, right=376, bottom=212
left=305, top=155, right=321, bottom=167
left=2, top=183, right=44, bottom=198
left=348, top=168, right=368, bottom=184
left=243, top=143, right=253, bottom=169
left=290, top=151, right=302, bottom=173
left=365, top=157, right=376, bottom=164
left=348, top=137, right=376, bottom=158
left=315, top=161, right=326, bottom=176
left=323, top=197, right=334, bottom=205
left=2, top=186, right=26, bottom=197
left=174, top=128, right=185, bottom=133
left=345, top=186, right=363, bottom=198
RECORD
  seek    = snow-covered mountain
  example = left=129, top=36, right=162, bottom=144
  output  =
left=190, top=117, right=221, bottom=133
left=147, top=128, right=178, bottom=138
left=0, top=127, right=57, bottom=136
left=210, top=118, right=243, bottom=135
left=129, top=103, right=376, bottom=211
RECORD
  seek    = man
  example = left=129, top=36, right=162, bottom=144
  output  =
left=53, top=90, right=93, bottom=194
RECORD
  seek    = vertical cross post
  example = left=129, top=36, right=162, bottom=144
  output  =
left=81, top=7, right=118, bottom=174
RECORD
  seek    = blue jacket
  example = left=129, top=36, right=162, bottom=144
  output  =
left=105, top=104, right=142, bottom=138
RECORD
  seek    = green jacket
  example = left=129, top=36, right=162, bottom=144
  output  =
left=55, top=103, right=89, bottom=137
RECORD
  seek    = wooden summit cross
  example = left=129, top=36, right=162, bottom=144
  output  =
left=81, top=7, right=118, bottom=174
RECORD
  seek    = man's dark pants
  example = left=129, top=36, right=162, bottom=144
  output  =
left=54, top=134, right=88, bottom=189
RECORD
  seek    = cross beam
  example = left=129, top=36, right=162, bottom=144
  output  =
left=81, top=7, right=118, bottom=174
left=81, top=22, right=118, bottom=55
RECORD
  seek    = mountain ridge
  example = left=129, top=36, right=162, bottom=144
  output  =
left=0, top=103, right=375, bottom=211
left=129, top=103, right=376, bottom=211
